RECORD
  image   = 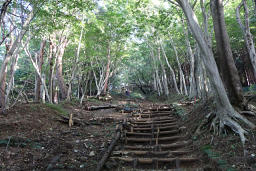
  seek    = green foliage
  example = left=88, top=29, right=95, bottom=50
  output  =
left=202, top=145, right=237, bottom=171
left=44, top=103, right=69, bottom=117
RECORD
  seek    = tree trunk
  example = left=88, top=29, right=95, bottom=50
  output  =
left=181, top=17, right=196, bottom=98
left=174, top=0, right=255, bottom=145
left=200, top=0, right=212, bottom=48
left=210, top=0, right=244, bottom=107
left=0, top=0, right=12, bottom=39
left=169, top=37, right=187, bottom=95
left=160, top=41, right=180, bottom=94
left=56, top=38, right=68, bottom=99
left=67, top=25, right=84, bottom=100
left=35, top=40, right=46, bottom=102
left=103, top=42, right=111, bottom=95
left=0, top=11, right=34, bottom=111
left=157, top=45, right=169, bottom=96
left=236, top=0, right=256, bottom=80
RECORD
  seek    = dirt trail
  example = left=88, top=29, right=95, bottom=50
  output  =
left=104, top=104, right=201, bottom=170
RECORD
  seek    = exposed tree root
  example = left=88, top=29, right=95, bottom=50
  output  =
left=207, top=108, right=254, bottom=146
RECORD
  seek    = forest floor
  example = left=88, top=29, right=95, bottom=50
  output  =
left=0, top=94, right=256, bottom=170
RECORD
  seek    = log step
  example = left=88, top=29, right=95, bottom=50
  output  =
left=124, top=141, right=191, bottom=150
left=133, top=113, right=171, bottom=118
left=125, top=130, right=179, bottom=137
left=132, top=125, right=178, bottom=131
left=131, top=116, right=175, bottom=122
left=110, top=157, right=199, bottom=164
left=143, top=108, right=173, bottom=112
left=112, top=150, right=191, bottom=156
left=130, top=119, right=177, bottom=125
left=126, top=136, right=184, bottom=143
left=130, top=122, right=177, bottom=128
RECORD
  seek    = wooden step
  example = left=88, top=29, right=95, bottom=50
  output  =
left=126, top=136, right=184, bottom=143
left=133, top=113, right=171, bottom=118
left=110, top=157, right=199, bottom=164
left=132, top=125, right=178, bottom=131
left=125, top=130, right=179, bottom=137
left=124, top=141, right=191, bottom=150
left=112, top=150, right=191, bottom=156
left=130, top=122, right=177, bottom=128
left=131, top=116, right=175, bottom=122
left=130, top=119, right=177, bottom=125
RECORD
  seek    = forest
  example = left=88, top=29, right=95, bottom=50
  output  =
left=0, top=0, right=256, bottom=170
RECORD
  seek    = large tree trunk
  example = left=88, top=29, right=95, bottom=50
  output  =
left=210, top=0, right=244, bottom=107
left=174, top=0, right=255, bottom=145
left=35, top=40, right=46, bottom=102
left=236, top=0, right=256, bottom=80
left=56, top=38, right=68, bottom=99
left=103, top=42, right=111, bottom=95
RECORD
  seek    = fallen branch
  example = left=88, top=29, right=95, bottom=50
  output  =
left=96, top=120, right=126, bottom=171
left=85, top=105, right=117, bottom=111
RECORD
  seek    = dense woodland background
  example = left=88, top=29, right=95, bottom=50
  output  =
left=0, top=0, right=256, bottom=144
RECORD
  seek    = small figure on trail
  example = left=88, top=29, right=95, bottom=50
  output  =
left=125, top=89, right=130, bottom=96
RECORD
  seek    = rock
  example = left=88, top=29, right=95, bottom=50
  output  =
left=76, top=140, right=80, bottom=143
left=89, top=151, right=95, bottom=157
left=79, top=157, right=88, bottom=162
left=100, top=142, right=105, bottom=148
left=90, top=135, right=94, bottom=138
left=74, top=149, right=78, bottom=153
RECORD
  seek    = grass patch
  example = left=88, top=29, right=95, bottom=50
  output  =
left=44, top=103, right=69, bottom=117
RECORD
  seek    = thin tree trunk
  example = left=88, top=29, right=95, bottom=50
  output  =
left=160, top=41, right=180, bottom=94
left=56, top=38, right=68, bottom=99
left=80, top=72, right=90, bottom=104
left=181, top=17, right=196, bottom=98
left=24, top=42, right=51, bottom=102
left=157, top=45, right=169, bottom=96
left=103, top=42, right=111, bottom=95
left=169, top=37, right=187, bottom=95
left=35, top=40, right=46, bottom=102
left=0, top=11, right=34, bottom=112
left=236, top=0, right=256, bottom=79
left=211, top=0, right=244, bottom=107
left=67, top=24, right=84, bottom=100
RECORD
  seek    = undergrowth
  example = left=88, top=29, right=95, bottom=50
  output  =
left=44, top=103, right=69, bottom=116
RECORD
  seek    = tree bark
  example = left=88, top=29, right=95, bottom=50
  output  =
left=236, top=0, right=256, bottom=80
left=181, top=17, right=196, bottom=98
left=35, top=40, right=46, bottom=102
left=103, top=42, right=111, bottom=95
left=160, top=41, right=180, bottom=94
left=157, top=44, right=169, bottom=96
left=56, top=37, right=68, bottom=99
left=169, top=37, right=187, bottom=95
left=210, top=0, right=244, bottom=107
left=67, top=24, right=84, bottom=100
left=174, top=0, right=255, bottom=144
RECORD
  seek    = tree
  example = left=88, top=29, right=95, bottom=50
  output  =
left=172, top=0, right=255, bottom=144
left=210, top=0, right=244, bottom=107
left=236, top=0, right=256, bottom=80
